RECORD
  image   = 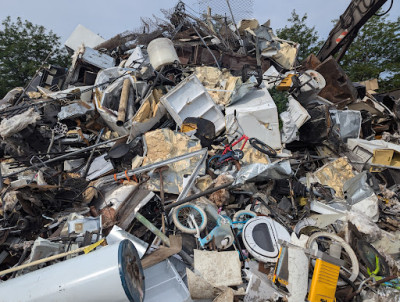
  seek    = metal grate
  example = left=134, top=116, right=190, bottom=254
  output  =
left=197, top=0, right=254, bottom=22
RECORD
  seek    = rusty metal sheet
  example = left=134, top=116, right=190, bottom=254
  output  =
left=315, top=57, right=357, bottom=108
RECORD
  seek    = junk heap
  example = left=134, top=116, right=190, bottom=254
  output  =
left=0, top=2, right=400, bottom=301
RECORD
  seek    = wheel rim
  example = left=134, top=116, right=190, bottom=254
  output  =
left=177, top=206, right=204, bottom=230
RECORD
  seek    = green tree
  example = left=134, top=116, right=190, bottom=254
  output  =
left=276, top=10, right=322, bottom=62
left=0, top=17, right=70, bottom=98
left=340, top=14, right=400, bottom=92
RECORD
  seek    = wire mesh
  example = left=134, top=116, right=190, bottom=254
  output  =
left=197, top=0, right=254, bottom=22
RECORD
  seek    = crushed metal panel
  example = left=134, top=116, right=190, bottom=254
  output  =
left=45, top=85, right=93, bottom=103
left=25, top=237, right=64, bottom=267
left=221, top=52, right=270, bottom=74
left=347, top=138, right=400, bottom=170
left=294, top=214, right=345, bottom=236
left=330, top=110, right=361, bottom=142
left=144, top=259, right=190, bottom=302
left=280, top=97, right=311, bottom=144
left=287, top=247, right=309, bottom=302
left=0, top=108, right=41, bottom=139
left=116, top=188, right=154, bottom=230
left=271, top=41, right=299, bottom=70
left=313, top=157, right=355, bottom=198
left=343, top=171, right=374, bottom=205
left=161, top=74, right=225, bottom=135
left=129, top=89, right=166, bottom=140
left=315, top=57, right=357, bottom=107
left=225, top=84, right=281, bottom=149
left=234, top=161, right=292, bottom=185
left=125, top=46, right=148, bottom=69
left=347, top=96, right=386, bottom=117
left=81, top=47, right=115, bottom=69
left=94, top=68, right=141, bottom=135
left=213, top=288, right=235, bottom=302
left=287, top=96, right=310, bottom=129
left=101, top=184, right=138, bottom=211
left=194, top=250, right=242, bottom=288
left=351, top=193, right=379, bottom=222
left=57, top=102, right=94, bottom=120
left=64, top=24, right=105, bottom=52
left=343, top=171, right=379, bottom=222
left=85, top=154, right=113, bottom=181
left=244, top=261, right=282, bottom=302
left=292, top=70, right=326, bottom=104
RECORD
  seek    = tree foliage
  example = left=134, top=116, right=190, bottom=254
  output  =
left=0, top=17, right=70, bottom=98
left=277, top=9, right=400, bottom=91
left=276, top=10, right=322, bottom=62
left=340, top=14, right=400, bottom=91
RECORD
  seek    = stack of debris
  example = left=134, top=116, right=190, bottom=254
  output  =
left=0, top=3, right=400, bottom=301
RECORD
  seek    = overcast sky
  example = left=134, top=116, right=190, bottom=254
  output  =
left=0, top=0, right=398, bottom=44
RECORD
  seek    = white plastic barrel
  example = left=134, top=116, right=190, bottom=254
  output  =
left=147, top=38, right=180, bottom=71
left=0, top=239, right=145, bottom=302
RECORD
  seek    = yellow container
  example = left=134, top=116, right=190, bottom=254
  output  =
left=277, top=74, right=295, bottom=91
left=308, top=259, right=340, bottom=302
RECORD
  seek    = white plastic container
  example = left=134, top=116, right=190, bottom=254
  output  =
left=147, top=38, right=180, bottom=71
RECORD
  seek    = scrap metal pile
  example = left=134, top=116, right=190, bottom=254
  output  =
left=0, top=2, right=400, bottom=301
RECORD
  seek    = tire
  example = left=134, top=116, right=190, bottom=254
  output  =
left=232, top=210, right=257, bottom=223
left=232, top=210, right=257, bottom=232
left=306, top=232, right=359, bottom=287
left=207, top=154, right=222, bottom=170
left=249, top=138, right=277, bottom=157
left=172, top=203, right=207, bottom=234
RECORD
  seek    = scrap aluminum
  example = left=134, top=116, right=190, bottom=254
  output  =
left=0, top=1, right=399, bottom=301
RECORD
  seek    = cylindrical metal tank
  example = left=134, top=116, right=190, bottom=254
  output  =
left=147, top=38, right=180, bottom=71
left=0, top=239, right=144, bottom=302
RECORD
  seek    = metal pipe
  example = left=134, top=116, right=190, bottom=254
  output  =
left=0, top=241, right=101, bottom=276
left=135, top=213, right=170, bottom=246
left=225, top=0, right=246, bottom=55
left=81, top=128, right=105, bottom=178
left=3, top=135, right=128, bottom=178
left=14, top=51, right=54, bottom=106
left=104, top=148, right=207, bottom=184
left=164, top=181, right=234, bottom=211
left=117, top=79, right=131, bottom=127
left=192, top=25, right=221, bottom=69
left=175, top=150, right=207, bottom=203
